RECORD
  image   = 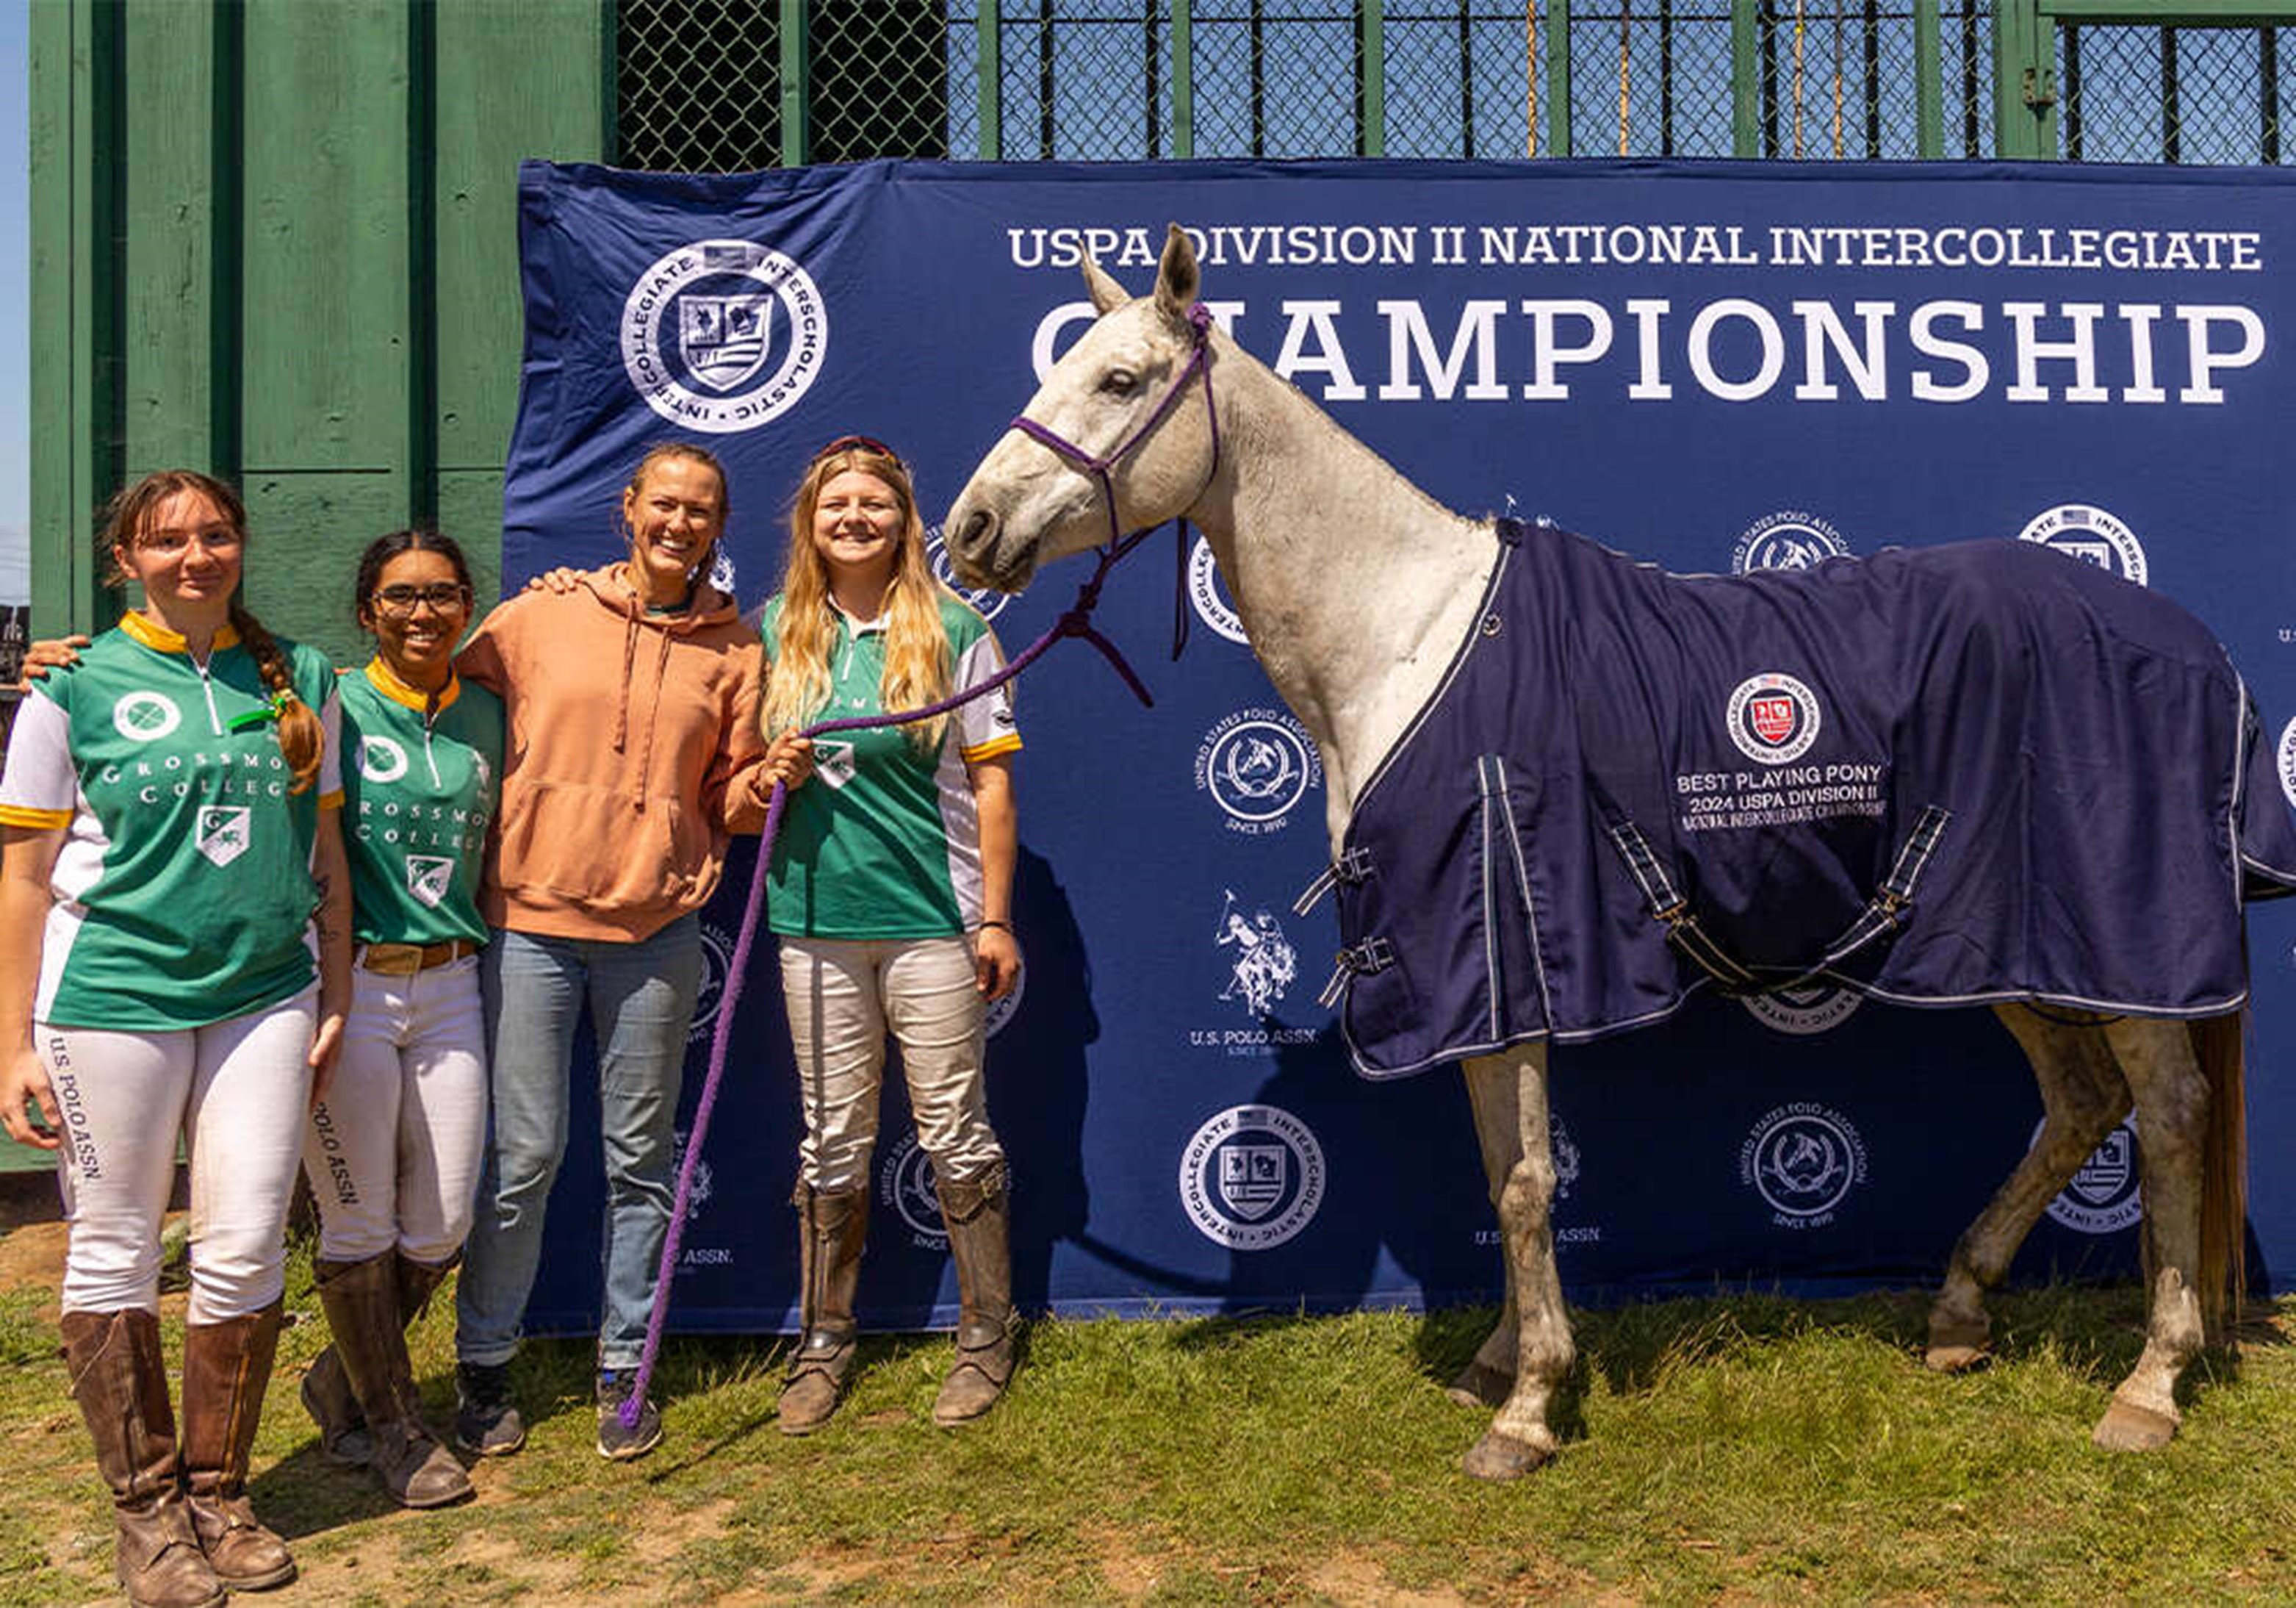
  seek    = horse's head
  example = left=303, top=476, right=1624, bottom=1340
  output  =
left=946, top=224, right=1214, bottom=592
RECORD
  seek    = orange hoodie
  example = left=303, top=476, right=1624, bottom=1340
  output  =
left=458, top=564, right=769, bottom=941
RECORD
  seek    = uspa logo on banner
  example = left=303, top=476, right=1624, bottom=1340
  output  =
left=927, top=527, right=1010, bottom=621
left=1178, top=1103, right=1327, bottom=1249
left=1214, top=889, right=1298, bottom=1017
left=2018, top=503, right=2148, bottom=587
left=1476, top=1117, right=1601, bottom=1248
left=1731, top=510, right=1851, bottom=574
left=879, top=1133, right=948, bottom=1250
left=2279, top=716, right=2296, bottom=812
left=2040, top=1117, right=2143, bottom=1234
left=621, top=239, right=826, bottom=434
left=686, top=920, right=737, bottom=1045
left=1726, top=672, right=1822, bottom=766
left=1743, top=983, right=1863, bottom=1035
left=1740, top=1102, right=1867, bottom=1228
left=1187, top=536, right=1249, bottom=645
left=1195, top=708, right=1320, bottom=835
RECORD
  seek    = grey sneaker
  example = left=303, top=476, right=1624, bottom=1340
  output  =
left=595, top=1371, right=662, bottom=1461
left=454, top=1361, right=527, bottom=1457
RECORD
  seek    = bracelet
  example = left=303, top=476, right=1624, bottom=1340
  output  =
left=975, top=919, right=1013, bottom=933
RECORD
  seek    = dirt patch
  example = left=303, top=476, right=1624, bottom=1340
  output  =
left=0, top=1218, right=67, bottom=1322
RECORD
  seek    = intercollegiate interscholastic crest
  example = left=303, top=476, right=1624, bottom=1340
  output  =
left=358, top=736, right=409, bottom=784
left=1742, top=982, right=1863, bottom=1035
left=1740, top=1102, right=1867, bottom=1228
left=1195, top=708, right=1320, bottom=834
left=1177, top=1103, right=1326, bottom=1249
left=2018, top=503, right=2148, bottom=588
left=2039, top=1116, right=2144, bottom=1234
left=2279, top=716, right=2296, bottom=812
left=622, top=239, right=827, bottom=434
left=1726, top=672, right=1822, bottom=766
left=112, top=691, right=181, bottom=743
left=1214, top=890, right=1298, bottom=1017
left=194, top=806, right=252, bottom=869
left=1187, top=536, right=1248, bottom=645
left=403, top=855, right=456, bottom=909
left=1731, top=510, right=1851, bottom=574
left=927, top=527, right=1010, bottom=621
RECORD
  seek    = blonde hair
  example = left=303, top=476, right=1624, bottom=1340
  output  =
left=98, top=470, right=326, bottom=796
left=762, top=443, right=957, bottom=750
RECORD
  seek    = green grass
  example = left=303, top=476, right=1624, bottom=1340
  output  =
left=3, top=1239, right=2294, bottom=1604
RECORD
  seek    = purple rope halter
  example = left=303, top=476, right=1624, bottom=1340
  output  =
left=619, top=314, right=1220, bottom=1426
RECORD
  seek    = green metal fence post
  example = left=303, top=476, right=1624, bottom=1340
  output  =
left=1173, top=0, right=1194, bottom=159
left=1359, top=0, right=1384, bottom=157
left=1994, top=0, right=2051, bottom=157
left=976, top=0, right=1000, bottom=159
left=1731, top=0, right=1759, bottom=157
left=1547, top=0, right=1573, bottom=158
left=780, top=0, right=810, bottom=165
left=1914, top=0, right=1943, bottom=157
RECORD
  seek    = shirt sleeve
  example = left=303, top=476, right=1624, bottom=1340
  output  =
left=0, top=689, right=79, bottom=830
left=316, top=682, right=345, bottom=808
left=954, top=628, right=1021, bottom=762
left=455, top=600, right=515, bottom=694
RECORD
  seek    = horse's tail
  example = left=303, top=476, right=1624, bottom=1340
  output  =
left=2188, top=1008, right=2248, bottom=1341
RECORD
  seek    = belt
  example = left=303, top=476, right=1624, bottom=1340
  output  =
left=356, top=938, right=481, bottom=975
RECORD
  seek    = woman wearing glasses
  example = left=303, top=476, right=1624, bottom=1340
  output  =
left=450, top=442, right=796, bottom=1462
left=294, top=531, right=498, bottom=1512
left=0, top=470, right=347, bottom=1607
left=760, top=437, right=1023, bottom=1436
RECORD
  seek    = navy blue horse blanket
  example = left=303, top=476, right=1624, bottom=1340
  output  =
left=1321, top=519, right=2296, bottom=1078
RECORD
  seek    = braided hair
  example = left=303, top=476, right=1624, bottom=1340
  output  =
left=98, top=470, right=327, bottom=796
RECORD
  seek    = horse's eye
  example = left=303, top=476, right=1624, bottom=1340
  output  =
left=1101, top=369, right=1138, bottom=397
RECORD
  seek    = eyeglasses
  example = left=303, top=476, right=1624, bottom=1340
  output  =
left=813, top=434, right=906, bottom=470
left=137, top=525, right=245, bottom=557
left=371, top=582, right=471, bottom=617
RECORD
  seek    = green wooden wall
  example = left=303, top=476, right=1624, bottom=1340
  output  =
left=29, top=0, right=611, bottom=664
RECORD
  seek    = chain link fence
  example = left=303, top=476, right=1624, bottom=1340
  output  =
left=614, top=3, right=2286, bottom=172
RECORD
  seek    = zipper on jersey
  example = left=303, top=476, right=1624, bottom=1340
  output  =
left=188, top=650, right=225, bottom=735
left=422, top=709, right=443, bottom=789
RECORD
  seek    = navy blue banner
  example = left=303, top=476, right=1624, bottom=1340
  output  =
left=507, top=159, right=2296, bottom=1333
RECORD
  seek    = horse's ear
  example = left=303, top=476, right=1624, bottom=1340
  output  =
left=1082, top=254, right=1129, bottom=315
left=1154, top=223, right=1201, bottom=320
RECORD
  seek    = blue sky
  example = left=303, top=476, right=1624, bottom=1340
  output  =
left=2, top=1, right=25, bottom=603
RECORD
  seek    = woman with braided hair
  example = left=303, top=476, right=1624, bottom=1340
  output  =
left=0, top=470, right=349, bottom=1607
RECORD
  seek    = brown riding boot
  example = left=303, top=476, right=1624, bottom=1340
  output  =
left=180, top=1302, right=296, bottom=1592
left=301, top=1249, right=458, bottom=1466
left=59, top=1309, right=224, bottom=1608
left=932, top=1163, right=1019, bottom=1427
left=777, top=1183, right=868, bottom=1435
left=314, top=1255, right=471, bottom=1508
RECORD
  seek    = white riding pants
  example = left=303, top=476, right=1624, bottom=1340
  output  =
left=43, top=988, right=316, bottom=1322
left=778, top=935, right=1004, bottom=1194
left=305, top=955, right=488, bottom=1265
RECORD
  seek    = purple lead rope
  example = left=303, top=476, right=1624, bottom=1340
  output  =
left=618, top=538, right=1161, bottom=1426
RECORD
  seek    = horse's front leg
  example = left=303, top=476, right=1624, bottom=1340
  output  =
left=2092, top=1017, right=2210, bottom=1451
left=1460, top=1046, right=1572, bottom=1480
left=1447, top=1054, right=1522, bottom=1409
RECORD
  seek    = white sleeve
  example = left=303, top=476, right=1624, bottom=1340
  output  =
left=954, top=631, right=1020, bottom=759
left=0, top=692, right=79, bottom=827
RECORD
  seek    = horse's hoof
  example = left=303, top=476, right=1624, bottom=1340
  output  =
left=1923, top=1342, right=1990, bottom=1374
left=1461, top=1429, right=1552, bottom=1481
left=1445, top=1358, right=1515, bottom=1409
left=2092, top=1399, right=2179, bottom=1452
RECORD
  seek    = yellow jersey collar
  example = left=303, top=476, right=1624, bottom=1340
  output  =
left=363, top=656, right=461, bottom=714
left=120, top=611, right=240, bottom=656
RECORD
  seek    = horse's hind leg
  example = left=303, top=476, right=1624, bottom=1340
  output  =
left=1459, top=1046, right=1573, bottom=1480
left=1926, top=1005, right=2129, bottom=1371
left=1447, top=1057, right=1522, bottom=1409
left=2092, top=1016, right=2212, bottom=1451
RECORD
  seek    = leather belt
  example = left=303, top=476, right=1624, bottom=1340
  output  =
left=356, top=938, right=481, bottom=975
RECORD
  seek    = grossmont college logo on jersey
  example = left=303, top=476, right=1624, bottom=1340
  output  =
left=358, top=736, right=409, bottom=785
left=195, top=806, right=252, bottom=869
left=112, top=691, right=181, bottom=744
left=1732, top=510, right=1851, bottom=574
left=2018, top=503, right=2148, bottom=587
left=1726, top=672, right=1822, bottom=766
left=1178, top=1103, right=1326, bottom=1249
left=622, top=239, right=826, bottom=434
left=404, top=855, right=456, bottom=908
left=1195, top=708, right=1320, bottom=835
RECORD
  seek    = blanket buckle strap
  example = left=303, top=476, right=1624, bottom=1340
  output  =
left=1317, top=935, right=1395, bottom=1010
left=1605, top=819, right=1764, bottom=993
left=1293, top=847, right=1377, bottom=916
left=1793, top=804, right=1953, bottom=982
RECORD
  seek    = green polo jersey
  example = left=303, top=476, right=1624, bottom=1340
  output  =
left=0, top=612, right=342, bottom=1030
left=339, top=660, right=503, bottom=947
left=760, top=592, right=1021, bottom=940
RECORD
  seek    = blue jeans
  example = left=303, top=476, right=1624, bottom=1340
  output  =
left=454, top=915, right=701, bottom=1371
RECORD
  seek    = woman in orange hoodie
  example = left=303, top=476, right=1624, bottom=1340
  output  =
left=449, top=442, right=801, bottom=1461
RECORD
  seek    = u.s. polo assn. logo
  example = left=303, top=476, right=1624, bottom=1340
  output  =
left=194, top=807, right=251, bottom=868
left=1195, top=708, right=1320, bottom=835
left=2018, top=503, right=2148, bottom=587
left=927, top=527, right=1010, bottom=621
left=1726, top=672, right=1822, bottom=766
left=1214, top=889, right=1297, bottom=1017
left=1740, top=1102, right=1867, bottom=1228
left=2039, top=1116, right=2143, bottom=1234
left=404, top=855, right=455, bottom=909
left=1187, top=536, right=1248, bottom=645
left=622, top=239, right=827, bottom=434
left=112, top=691, right=181, bottom=743
left=1732, top=510, right=1851, bottom=574
left=1178, top=1103, right=1326, bottom=1249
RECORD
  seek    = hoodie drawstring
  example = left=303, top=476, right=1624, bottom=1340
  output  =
left=614, top=596, right=640, bottom=761
left=634, top=629, right=673, bottom=814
